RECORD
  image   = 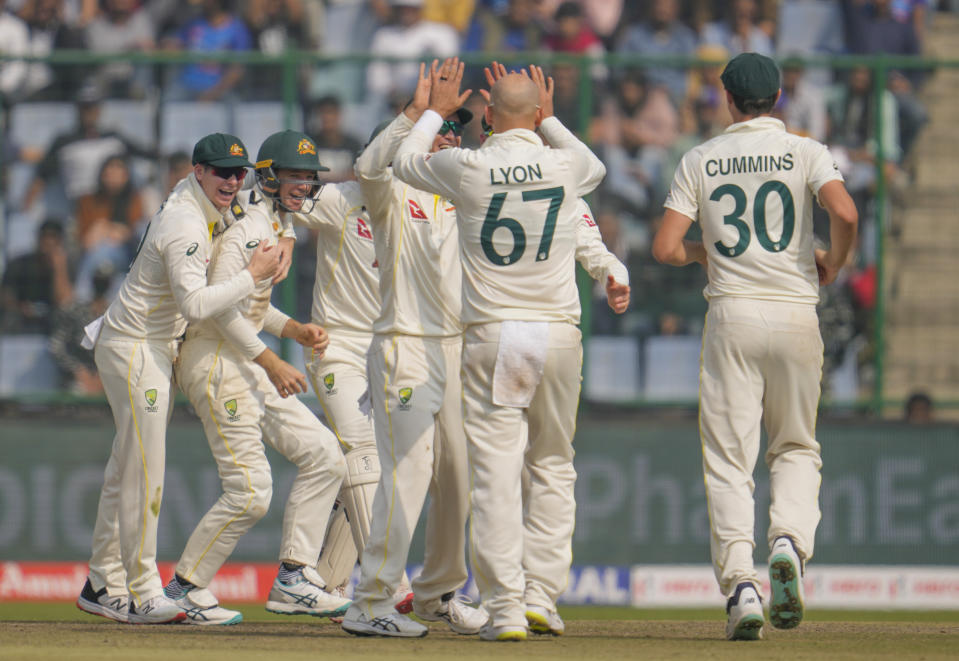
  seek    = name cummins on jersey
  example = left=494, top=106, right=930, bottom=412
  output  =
left=664, top=117, right=843, bottom=304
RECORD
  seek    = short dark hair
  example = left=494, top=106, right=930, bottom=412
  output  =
left=730, top=92, right=778, bottom=116
left=39, top=219, right=64, bottom=238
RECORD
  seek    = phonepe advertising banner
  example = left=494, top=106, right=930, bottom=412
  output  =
left=0, top=416, right=957, bottom=607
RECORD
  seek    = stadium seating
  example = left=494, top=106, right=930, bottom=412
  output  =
left=0, top=334, right=59, bottom=395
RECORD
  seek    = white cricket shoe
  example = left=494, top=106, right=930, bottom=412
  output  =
left=341, top=607, right=428, bottom=638
left=413, top=593, right=488, bottom=635
left=76, top=578, right=128, bottom=623
left=478, top=622, right=527, bottom=642
left=127, top=594, right=188, bottom=624
left=525, top=604, right=565, bottom=636
left=725, top=582, right=764, bottom=641
left=165, top=583, right=243, bottom=626
left=265, top=565, right=351, bottom=617
left=769, top=535, right=805, bottom=629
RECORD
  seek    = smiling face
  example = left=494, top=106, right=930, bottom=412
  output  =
left=431, top=114, right=464, bottom=153
left=274, top=167, right=318, bottom=212
left=195, top=163, right=246, bottom=211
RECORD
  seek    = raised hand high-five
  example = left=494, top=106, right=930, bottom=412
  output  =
left=428, top=57, right=472, bottom=120
left=403, top=61, right=433, bottom=122
left=525, top=64, right=554, bottom=122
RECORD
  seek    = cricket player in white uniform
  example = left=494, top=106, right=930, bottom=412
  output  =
left=76, top=133, right=281, bottom=624
left=292, top=165, right=413, bottom=609
left=340, top=69, right=487, bottom=639
left=517, top=198, right=631, bottom=638
left=391, top=60, right=607, bottom=641
left=472, top=94, right=631, bottom=636
left=160, top=130, right=353, bottom=625
left=652, top=52, right=858, bottom=641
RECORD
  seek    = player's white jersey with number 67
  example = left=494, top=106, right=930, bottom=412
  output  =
left=392, top=116, right=606, bottom=325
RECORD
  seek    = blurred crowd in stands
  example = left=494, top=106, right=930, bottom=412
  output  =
left=0, top=0, right=942, bottom=399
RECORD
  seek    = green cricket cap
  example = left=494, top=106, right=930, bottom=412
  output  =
left=255, top=130, right=330, bottom=172
left=720, top=52, right=781, bottom=100
left=192, top=133, right=254, bottom=167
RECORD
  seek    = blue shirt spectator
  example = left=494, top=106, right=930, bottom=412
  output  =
left=168, top=0, right=253, bottom=100
left=616, top=0, right=697, bottom=103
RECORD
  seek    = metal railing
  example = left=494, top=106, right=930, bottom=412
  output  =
left=0, top=50, right=952, bottom=415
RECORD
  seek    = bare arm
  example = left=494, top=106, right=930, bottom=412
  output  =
left=815, top=180, right=859, bottom=285
left=652, top=209, right=707, bottom=267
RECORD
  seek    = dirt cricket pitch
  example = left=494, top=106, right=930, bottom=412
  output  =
left=0, top=604, right=956, bottom=661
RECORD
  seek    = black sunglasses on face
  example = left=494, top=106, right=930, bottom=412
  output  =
left=438, top=120, right=464, bottom=137
left=210, top=166, right=247, bottom=181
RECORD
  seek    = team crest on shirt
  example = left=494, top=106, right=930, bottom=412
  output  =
left=407, top=200, right=429, bottom=222
left=144, top=389, right=159, bottom=412
left=186, top=242, right=199, bottom=256
left=356, top=217, right=373, bottom=240
left=224, top=399, right=240, bottom=421
left=323, top=373, right=337, bottom=396
left=398, top=387, right=413, bottom=410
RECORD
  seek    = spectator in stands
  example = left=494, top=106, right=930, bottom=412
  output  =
left=537, top=0, right=626, bottom=49
left=0, top=0, right=30, bottom=105
left=0, top=219, right=74, bottom=334
left=163, top=149, right=193, bottom=195
left=244, top=0, right=317, bottom=97
left=49, top=262, right=114, bottom=394
left=680, top=44, right=731, bottom=137
left=84, top=0, right=157, bottom=99
left=18, top=0, right=86, bottom=101
left=842, top=0, right=921, bottom=61
left=21, top=86, right=153, bottom=214
left=772, top=57, right=827, bottom=142
left=305, top=95, right=363, bottom=183
left=545, top=1, right=607, bottom=81
left=593, top=68, right=680, bottom=219
left=904, top=391, right=934, bottom=424
left=463, top=0, right=544, bottom=54
left=617, top=0, right=698, bottom=104
left=700, top=0, right=774, bottom=56
left=72, top=154, right=148, bottom=301
left=162, top=0, right=253, bottom=102
left=423, top=0, right=475, bottom=33
left=366, top=0, right=458, bottom=112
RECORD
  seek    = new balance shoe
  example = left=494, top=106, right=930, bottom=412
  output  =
left=394, top=588, right=414, bottom=614
left=725, top=582, right=764, bottom=641
left=413, top=592, right=488, bottom=635
left=265, top=565, right=351, bottom=617
left=769, top=535, right=805, bottom=629
left=479, top=622, right=527, bottom=642
left=525, top=604, right=565, bottom=636
left=76, top=578, right=128, bottom=623
left=127, top=594, right=188, bottom=624
left=341, top=608, right=428, bottom=638
left=164, top=581, right=242, bottom=626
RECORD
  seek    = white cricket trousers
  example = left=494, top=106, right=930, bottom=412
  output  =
left=700, top=297, right=824, bottom=596
left=89, top=333, right=177, bottom=606
left=304, top=331, right=374, bottom=453
left=462, top=322, right=583, bottom=628
left=351, top=333, right=469, bottom=617
left=173, top=337, right=346, bottom=587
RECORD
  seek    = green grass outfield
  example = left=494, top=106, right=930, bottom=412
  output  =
left=1, top=603, right=957, bottom=661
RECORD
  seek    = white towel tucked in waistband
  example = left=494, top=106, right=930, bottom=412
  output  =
left=492, top=320, right=549, bottom=408
left=80, top=315, right=105, bottom=350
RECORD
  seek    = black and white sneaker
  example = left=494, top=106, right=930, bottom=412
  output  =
left=76, top=578, right=128, bottom=623
left=341, top=607, right=428, bottom=638
left=127, top=594, right=187, bottom=624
